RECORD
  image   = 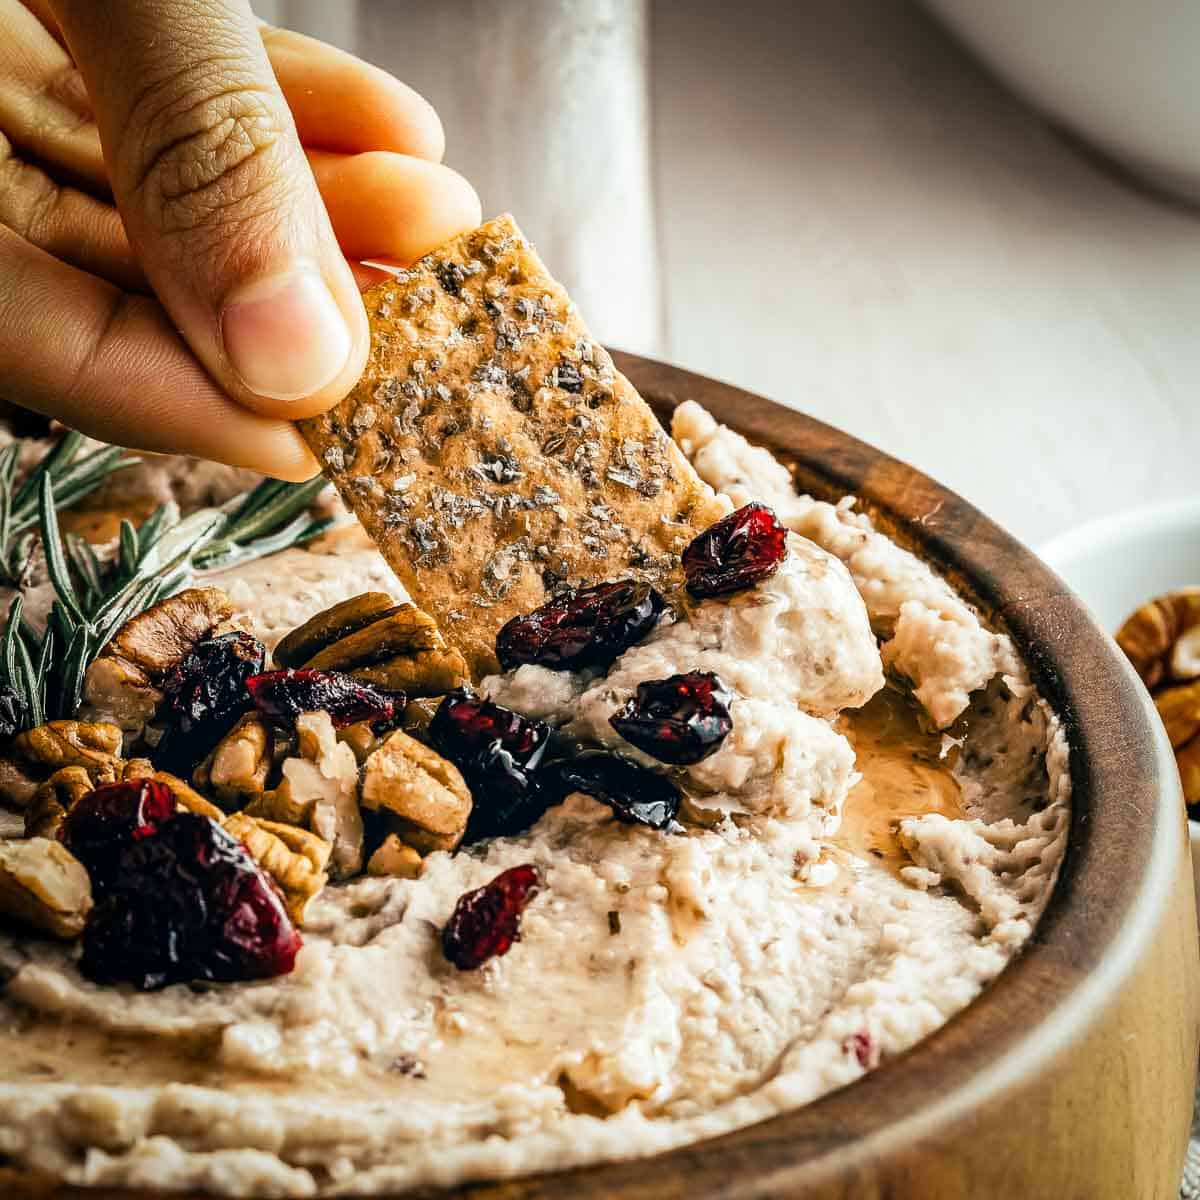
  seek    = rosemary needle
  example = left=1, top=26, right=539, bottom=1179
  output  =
left=0, top=440, right=337, bottom=731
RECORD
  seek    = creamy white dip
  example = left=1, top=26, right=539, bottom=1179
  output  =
left=0, top=407, right=1070, bottom=1197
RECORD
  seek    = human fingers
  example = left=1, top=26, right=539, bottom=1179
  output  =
left=3, top=5, right=445, bottom=190
left=0, top=0, right=105, bottom=190
left=50, top=0, right=368, bottom=419
left=259, top=23, right=444, bottom=160
left=0, top=132, right=141, bottom=288
left=307, top=150, right=480, bottom=263
left=0, top=225, right=320, bottom=480
left=0, top=138, right=483, bottom=301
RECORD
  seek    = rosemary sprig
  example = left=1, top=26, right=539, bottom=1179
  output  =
left=0, top=470, right=337, bottom=728
left=0, top=432, right=136, bottom=587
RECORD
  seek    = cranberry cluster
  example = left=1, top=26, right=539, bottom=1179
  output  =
left=152, top=629, right=404, bottom=779
left=468, top=505, right=787, bottom=832
left=62, top=780, right=301, bottom=991
left=430, top=693, right=686, bottom=840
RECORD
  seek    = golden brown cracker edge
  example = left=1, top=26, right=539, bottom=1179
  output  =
left=299, top=215, right=725, bottom=679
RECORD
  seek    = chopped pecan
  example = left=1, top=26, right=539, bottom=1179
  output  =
left=223, top=812, right=330, bottom=923
left=25, top=767, right=93, bottom=839
left=400, top=696, right=444, bottom=744
left=250, top=712, right=362, bottom=877
left=193, top=713, right=273, bottom=808
left=80, top=587, right=234, bottom=733
left=361, top=729, right=472, bottom=856
left=14, top=720, right=122, bottom=770
left=1117, top=589, right=1200, bottom=690
left=0, top=759, right=39, bottom=809
left=244, top=785, right=311, bottom=829
left=336, top=720, right=384, bottom=765
left=276, top=594, right=469, bottom=697
left=155, top=773, right=224, bottom=822
left=121, top=759, right=224, bottom=822
left=1155, top=681, right=1200, bottom=749
left=0, top=721, right=122, bottom=807
left=1117, top=590, right=1200, bottom=808
left=367, top=834, right=423, bottom=879
left=0, top=838, right=92, bottom=938
left=108, top=587, right=234, bottom=682
left=274, top=592, right=398, bottom=667
left=78, top=654, right=160, bottom=736
left=1178, top=738, right=1200, bottom=807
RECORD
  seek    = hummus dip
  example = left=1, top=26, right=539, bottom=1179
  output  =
left=0, top=404, right=1070, bottom=1197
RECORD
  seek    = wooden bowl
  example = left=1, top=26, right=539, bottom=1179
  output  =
left=15, top=356, right=1200, bottom=1200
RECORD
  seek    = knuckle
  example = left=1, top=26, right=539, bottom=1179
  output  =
left=123, top=63, right=293, bottom=236
left=37, top=65, right=92, bottom=131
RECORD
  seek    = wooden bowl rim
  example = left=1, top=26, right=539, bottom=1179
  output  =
left=486, top=350, right=1179, bottom=1198
left=14, top=355, right=1184, bottom=1200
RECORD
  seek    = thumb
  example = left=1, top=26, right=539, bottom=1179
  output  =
left=50, top=0, right=368, bottom=419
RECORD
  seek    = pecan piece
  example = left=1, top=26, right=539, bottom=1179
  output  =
left=1155, top=681, right=1200, bottom=749
left=193, top=713, right=273, bottom=808
left=274, top=592, right=398, bottom=667
left=249, top=712, right=362, bottom=877
left=108, top=587, right=235, bottom=681
left=337, top=720, right=384, bottom=765
left=25, top=767, right=93, bottom=839
left=367, top=834, right=423, bottom=879
left=277, top=594, right=469, bottom=697
left=80, top=587, right=234, bottom=734
left=1178, top=737, right=1200, bottom=807
left=0, top=838, right=93, bottom=938
left=1117, top=588, right=1200, bottom=690
left=120, top=759, right=224, bottom=822
left=361, top=729, right=472, bottom=856
left=0, top=721, right=122, bottom=808
left=224, top=812, right=330, bottom=923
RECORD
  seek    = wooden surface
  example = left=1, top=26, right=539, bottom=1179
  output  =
left=7, top=356, right=1198, bottom=1199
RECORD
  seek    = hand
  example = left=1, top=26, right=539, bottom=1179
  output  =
left=0, top=0, right=481, bottom=479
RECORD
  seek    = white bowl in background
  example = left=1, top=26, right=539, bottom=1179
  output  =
left=1040, top=497, right=1200, bottom=914
left=923, top=0, right=1200, bottom=204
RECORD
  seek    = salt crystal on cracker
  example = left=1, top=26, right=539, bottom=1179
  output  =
left=299, top=215, right=726, bottom=678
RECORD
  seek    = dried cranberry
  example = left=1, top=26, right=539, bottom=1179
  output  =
left=441, top=864, right=542, bottom=970
left=495, top=580, right=665, bottom=672
left=682, top=502, right=787, bottom=599
left=541, top=751, right=681, bottom=830
left=246, top=669, right=403, bottom=729
left=60, top=779, right=175, bottom=893
left=155, top=632, right=265, bottom=774
left=0, top=682, right=27, bottom=739
left=430, top=695, right=552, bottom=841
left=430, top=694, right=548, bottom=765
left=79, top=813, right=301, bottom=991
left=842, top=1030, right=877, bottom=1069
left=610, top=672, right=733, bottom=765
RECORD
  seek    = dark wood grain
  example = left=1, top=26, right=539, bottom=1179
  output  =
left=7, top=355, right=1198, bottom=1200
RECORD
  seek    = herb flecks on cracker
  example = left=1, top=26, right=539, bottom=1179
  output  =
left=300, top=214, right=725, bottom=678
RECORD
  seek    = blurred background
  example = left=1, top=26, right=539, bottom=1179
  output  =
left=254, top=0, right=1200, bottom=549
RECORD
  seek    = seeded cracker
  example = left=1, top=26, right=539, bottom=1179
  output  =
left=300, top=214, right=726, bottom=678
